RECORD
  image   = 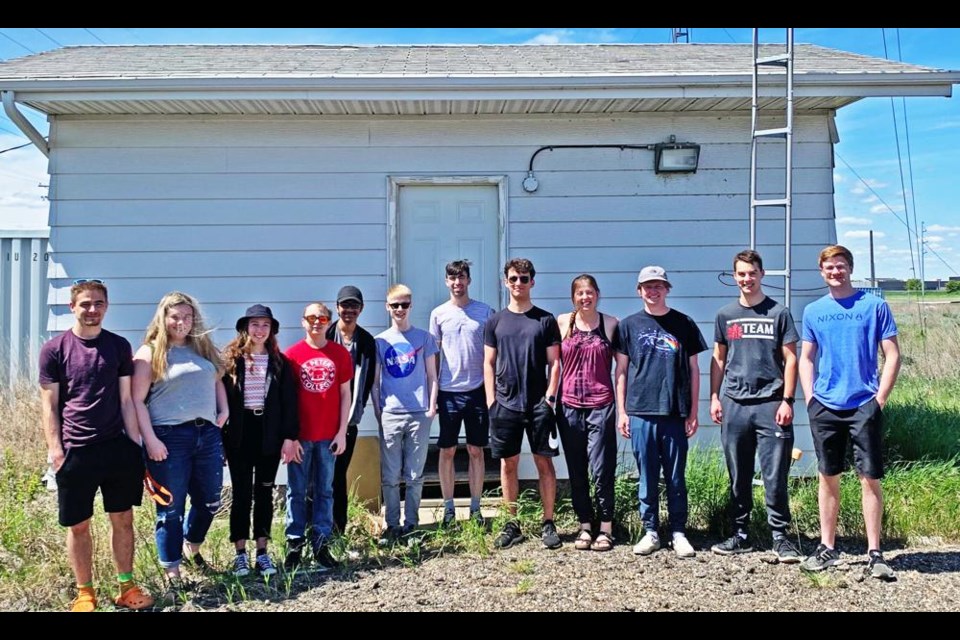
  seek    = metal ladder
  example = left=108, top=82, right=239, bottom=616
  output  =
left=749, top=28, right=795, bottom=306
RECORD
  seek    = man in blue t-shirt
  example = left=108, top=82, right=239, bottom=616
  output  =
left=798, top=245, right=901, bottom=580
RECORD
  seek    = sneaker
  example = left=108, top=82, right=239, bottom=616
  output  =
left=633, top=531, right=661, bottom=556
left=233, top=553, right=251, bottom=577
left=541, top=520, right=562, bottom=550
left=672, top=532, right=696, bottom=558
left=711, top=534, right=753, bottom=556
left=469, top=509, right=486, bottom=528
left=314, top=544, right=338, bottom=570
left=867, top=550, right=896, bottom=580
left=773, top=537, right=802, bottom=564
left=800, top=543, right=841, bottom=571
left=494, top=520, right=524, bottom=550
left=378, top=525, right=402, bottom=548
left=114, top=584, right=154, bottom=610
left=255, top=553, right=278, bottom=577
left=441, top=510, right=457, bottom=528
left=70, top=588, right=97, bottom=612
left=283, top=546, right=303, bottom=572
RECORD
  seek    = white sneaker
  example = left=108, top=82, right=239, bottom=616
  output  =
left=632, top=532, right=661, bottom=555
left=672, top=532, right=696, bottom=558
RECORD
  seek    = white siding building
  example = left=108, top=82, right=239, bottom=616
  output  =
left=2, top=44, right=957, bottom=479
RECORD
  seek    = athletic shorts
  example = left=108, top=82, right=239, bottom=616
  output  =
left=808, top=396, right=884, bottom=479
left=437, top=386, right=489, bottom=449
left=56, top=434, right=145, bottom=527
left=489, top=398, right=559, bottom=459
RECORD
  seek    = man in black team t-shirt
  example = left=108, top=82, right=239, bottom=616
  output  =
left=708, top=250, right=802, bottom=563
left=483, top=258, right=562, bottom=550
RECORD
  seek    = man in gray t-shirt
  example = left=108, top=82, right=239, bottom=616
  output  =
left=709, top=250, right=801, bottom=562
left=429, top=260, right=494, bottom=527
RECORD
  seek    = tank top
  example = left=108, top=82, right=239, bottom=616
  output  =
left=560, top=312, right=615, bottom=408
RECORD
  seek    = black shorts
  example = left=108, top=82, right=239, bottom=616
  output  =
left=437, top=387, right=489, bottom=449
left=808, top=397, right=884, bottom=479
left=489, top=398, right=559, bottom=459
left=56, top=434, right=145, bottom=527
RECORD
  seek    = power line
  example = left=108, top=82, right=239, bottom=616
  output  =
left=882, top=28, right=917, bottom=278
left=35, top=28, right=63, bottom=47
left=721, top=29, right=739, bottom=43
left=83, top=28, right=107, bottom=45
left=0, top=30, right=35, bottom=54
left=0, top=141, right=34, bottom=155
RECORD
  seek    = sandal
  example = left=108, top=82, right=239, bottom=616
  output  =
left=575, top=528, right=594, bottom=551
left=591, top=531, right=615, bottom=552
left=71, top=588, right=97, bottom=612
left=114, top=584, right=154, bottom=610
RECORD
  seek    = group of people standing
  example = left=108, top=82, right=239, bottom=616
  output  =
left=39, top=242, right=901, bottom=612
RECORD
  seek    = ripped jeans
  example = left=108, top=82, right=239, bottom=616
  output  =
left=146, top=421, right=224, bottom=568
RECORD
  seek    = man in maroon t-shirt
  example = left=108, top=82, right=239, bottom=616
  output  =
left=38, top=280, right=153, bottom=611
left=283, top=301, right=352, bottom=570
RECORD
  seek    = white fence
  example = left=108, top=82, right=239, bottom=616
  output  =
left=1, top=230, right=50, bottom=386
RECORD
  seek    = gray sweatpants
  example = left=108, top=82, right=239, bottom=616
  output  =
left=379, top=411, right=431, bottom=528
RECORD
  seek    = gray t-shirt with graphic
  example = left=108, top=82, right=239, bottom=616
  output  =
left=714, top=296, right=799, bottom=401
left=375, top=326, right=439, bottom=414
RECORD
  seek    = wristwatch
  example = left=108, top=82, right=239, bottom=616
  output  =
left=546, top=395, right=557, bottom=403
left=782, top=397, right=795, bottom=406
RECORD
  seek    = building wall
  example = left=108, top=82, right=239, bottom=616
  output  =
left=1, top=230, right=50, bottom=386
left=44, top=111, right=838, bottom=474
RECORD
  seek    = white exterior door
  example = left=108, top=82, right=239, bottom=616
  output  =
left=397, top=184, right=501, bottom=330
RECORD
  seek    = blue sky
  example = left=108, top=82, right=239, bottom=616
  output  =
left=1, top=27, right=958, bottom=281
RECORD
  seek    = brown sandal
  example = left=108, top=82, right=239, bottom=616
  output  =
left=575, top=529, right=594, bottom=551
left=591, top=531, right=614, bottom=552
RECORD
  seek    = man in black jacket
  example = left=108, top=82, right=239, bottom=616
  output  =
left=326, top=286, right=377, bottom=534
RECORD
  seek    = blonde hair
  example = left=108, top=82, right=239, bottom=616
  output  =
left=143, top=291, right=222, bottom=382
left=386, top=283, right=412, bottom=300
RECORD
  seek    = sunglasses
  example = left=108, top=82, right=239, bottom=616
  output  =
left=338, top=301, right=362, bottom=310
left=303, top=314, right=331, bottom=325
left=507, top=275, right=531, bottom=284
left=72, top=278, right=104, bottom=285
left=388, top=302, right=411, bottom=310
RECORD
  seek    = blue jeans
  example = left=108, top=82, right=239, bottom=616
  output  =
left=146, top=421, right=224, bottom=569
left=629, top=415, right=688, bottom=535
left=285, top=439, right=335, bottom=549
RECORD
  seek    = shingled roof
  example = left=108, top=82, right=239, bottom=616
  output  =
left=1, top=44, right=957, bottom=116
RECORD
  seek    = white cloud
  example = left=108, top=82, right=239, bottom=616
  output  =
left=850, top=186, right=865, bottom=195
left=925, top=235, right=945, bottom=243
left=836, top=216, right=871, bottom=225
left=844, top=230, right=885, bottom=239
left=524, top=30, right=575, bottom=45
left=869, top=204, right=890, bottom=214
left=927, top=224, right=960, bottom=232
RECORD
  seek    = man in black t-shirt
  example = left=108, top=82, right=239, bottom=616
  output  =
left=708, top=250, right=802, bottom=563
left=615, top=266, right=707, bottom=559
left=483, top=258, right=562, bottom=550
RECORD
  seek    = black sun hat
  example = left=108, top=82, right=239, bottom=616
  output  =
left=236, top=304, right=279, bottom=334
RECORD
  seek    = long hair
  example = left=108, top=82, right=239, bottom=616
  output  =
left=143, top=291, right=222, bottom=382
left=222, top=321, right=282, bottom=383
left=566, top=274, right=600, bottom=339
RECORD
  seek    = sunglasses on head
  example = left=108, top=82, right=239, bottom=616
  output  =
left=388, top=302, right=411, bottom=310
left=507, top=275, right=531, bottom=284
left=72, top=278, right=104, bottom=285
left=303, top=314, right=330, bottom=325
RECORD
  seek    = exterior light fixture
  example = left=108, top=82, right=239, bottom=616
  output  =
left=654, top=135, right=700, bottom=174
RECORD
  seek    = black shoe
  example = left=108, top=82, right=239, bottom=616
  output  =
left=867, top=550, right=896, bottom=580
left=314, top=544, right=338, bottom=570
left=494, top=520, right=524, bottom=550
left=711, top=534, right=752, bottom=556
left=541, top=520, right=562, bottom=550
left=469, top=509, right=486, bottom=529
left=772, top=537, right=802, bottom=564
left=441, top=510, right=457, bottom=528
left=800, top=543, right=841, bottom=571
left=377, top=526, right=402, bottom=548
left=283, top=538, right=305, bottom=572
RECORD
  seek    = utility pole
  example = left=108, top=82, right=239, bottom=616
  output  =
left=920, top=222, right=927, bottom=302
left=869, top=230, right=877, bottom=288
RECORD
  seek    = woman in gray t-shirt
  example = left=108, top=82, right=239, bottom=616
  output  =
left=132, top=292, right=228, bottom=588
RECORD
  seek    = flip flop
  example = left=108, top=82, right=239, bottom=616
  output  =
left=591, top=531, right=615, bottom=552
left=575, top=529, right=594, bottom=551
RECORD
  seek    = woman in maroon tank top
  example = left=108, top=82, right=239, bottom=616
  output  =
left=556, top=275, right=620, bottom=551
